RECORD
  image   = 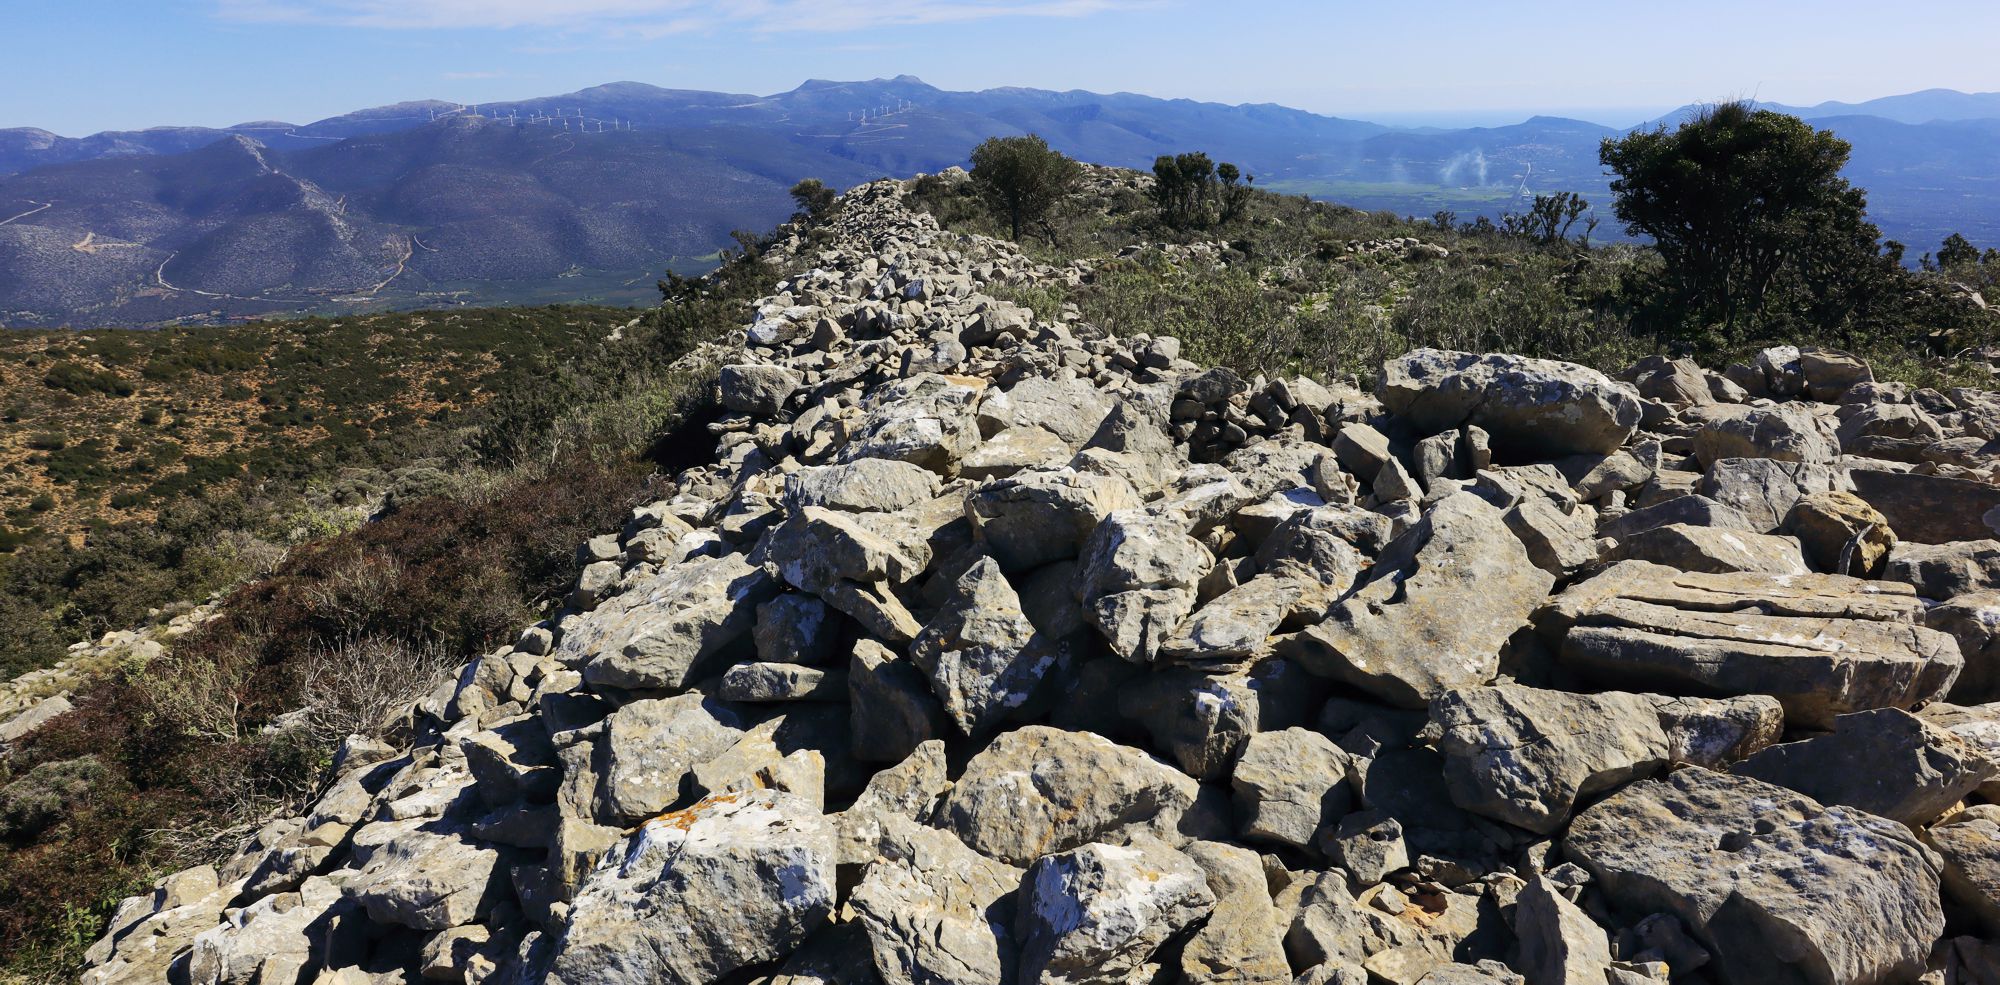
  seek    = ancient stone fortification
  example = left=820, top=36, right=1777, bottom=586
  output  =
left=81, top=179, right=2000, bottom=985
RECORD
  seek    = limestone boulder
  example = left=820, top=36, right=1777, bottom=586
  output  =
left=566, top=552, right=773, bottom=690
left=1375, top=349, right=1642, bottom=458
left=547, top=790, right=835, bottom=985
left=599, top=692, right=751, bottom=822
left=1230, top=726, right=1353, bottom=852
left=1014, top=838, right=1216, bottom=985
left=1783, top=489, right=1896, bottom=577
left=1885, top=539, right=2000, bottom=601
left=944, top=726, right=1202, bottom=865
left=851, top=815, right=1021, bottom=985
left=967, top=468, right=1141, bottom=572
left=784, top=459, right=941, bottom=514
left=1732, top=707, right=1996, bottom=827
left=719, top=363, right=803, bottom=417
left=1849, top=469, right=2000, bottom=544
left=1285, top=493, right=1553, bottom=707
left=1076, top=507, right=1213, bottom=664
left=1547, top=561, right=1963, bottom=727
left=1565, top=768, right=1943, bottom=985
left=1933, top=591, right=2000, bottom=703
left=837, top=374, right=983, bottom=476
left=1602, top=523, right=1808, bottom=575
left=1118, top=661, right=1314, bottom=781
left=1924, top=805, right=2000, bottom=936
left=1690, top=403, right=1839, bottom=468
left=910, top=556, right=1059, bottom=736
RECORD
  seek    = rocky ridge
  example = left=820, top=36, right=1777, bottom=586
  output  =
left=77, top=178, right=2000, bottom=985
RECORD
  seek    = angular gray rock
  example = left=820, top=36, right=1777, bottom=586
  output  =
left=848, top=639, right=948, bottom=763
left=1565, top=768, right=1943, bottom=985
left=1321, top=811, right=1409, bottom=885
left=1513, top=875, right=1614, bottom=985
left=1696, top=457, right=1838, bottom=533
left=785, top=459, right=942, bottom=514
left=1015, top=837, right=1216, bottom=985
left=568, top=553, right=776, bottom=692
left=836, top=374, right=983, bottom=476
left=1690, top=404, right=1837, bottom=467
left=977, top=375, right=1116, bottom=449
left=1376, top=349, right=1642, bottom=458
left=910, top=556, right=1058, bottom=735
left=1230, top=726, right=1352, bottom=851
left=1504, top=497, right=1601, bottom=577
left=1923, top=804, right=2000, bottom=936
left=1933, top=591, right=2000, bottom=703
left=1849, top=469, right=2000, bottom=544
left=1602, top=523, right=1808, bottom=576
left=1783, top=489, right=1897, bottom=577
left=1178, top=884, right=1293, bottom=985
left=1286, top=493, right=1554, bottom=707
left=720, top=363, right=803, bottom=416
left=1548, top=560, right=1963, bottom=727
left=1433, top=685, right=1672, bottom=835
left=755, top=593, right=838, bottom=666
left=945, top=725, right=1202, bottom=865
left=547, top=790, right=834, bottom=985
left=1159, top=574, right=1309, bottom=665
left=1117, top=661, right=1314, bottom=781
left=344, top=820, right=505, bottom=930
left=720, top=661, right=847, bottom=702
left=1732, top=707, right=1997, bottom=827
left=1076, top=507, right=1213, bottom=664
left=967, top=468, right=1141, bottom=572
left=600, top=692, right=750, bottom=822
left=1885, top=539, right=2000, bottom=601
left=1597, top=494, right=1752, bottom=541
left=851, top=815, right=1021, bottom=985
left=835, top=739, right=950, bottom=868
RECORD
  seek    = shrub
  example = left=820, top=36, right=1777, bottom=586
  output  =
left=297, top=636, right=455, bottom=746
left=41, top=363, right=133, bottom=398
left=0, top=756, right=107, bottom=842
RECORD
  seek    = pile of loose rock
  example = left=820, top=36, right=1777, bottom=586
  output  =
left=0, top=602, right=217, bottom=746
left=78, top=179, right=2000, bottom=985
left=1328, top=237, right=1451, bottom=263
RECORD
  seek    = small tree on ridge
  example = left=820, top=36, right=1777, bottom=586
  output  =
left=968, top=135, right=1082, bottom=242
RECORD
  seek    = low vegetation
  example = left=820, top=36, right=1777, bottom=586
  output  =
left=0, top=237, right=803, bottom=979
left=917, top=106, right=2000, bottom=390
left=0, top=306, right=639, bottom=679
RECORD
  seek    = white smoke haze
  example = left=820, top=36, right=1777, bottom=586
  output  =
left=1438, top=149, right=1490, bottom=186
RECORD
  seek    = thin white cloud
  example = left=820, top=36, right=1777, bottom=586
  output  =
left=213, top=0, right=1155, bottom=34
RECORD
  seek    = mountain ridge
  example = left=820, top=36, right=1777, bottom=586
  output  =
left=7, top=78, right=2000, bottom=327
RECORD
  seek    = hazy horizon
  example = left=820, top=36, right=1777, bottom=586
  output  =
left=5, top=0, right=1998, bottom=135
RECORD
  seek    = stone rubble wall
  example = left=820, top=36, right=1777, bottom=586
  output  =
left=0, top=602, right=219, bottom=746
left=75, top=177, right=2000, bottom=985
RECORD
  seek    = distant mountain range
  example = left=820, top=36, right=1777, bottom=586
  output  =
left=5, top=77, right=2000, bottom=327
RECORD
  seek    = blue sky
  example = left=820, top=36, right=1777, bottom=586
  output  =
left=7, top=0, right=1999, bottom=135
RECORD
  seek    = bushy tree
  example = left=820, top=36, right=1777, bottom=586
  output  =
left=789, top=178, right=836, bottom=224
left=1501, top=191, right=1595, bottom=246
left=968, top=135, right=1082, bottom=242
left=1216, top=162, right=1255, bottom=225
left=1151, top=153, right=1254, bottom=230
left=1601, top=102, right=1889, bottom=348
left=1936, top=232, right=1981, bottom=271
